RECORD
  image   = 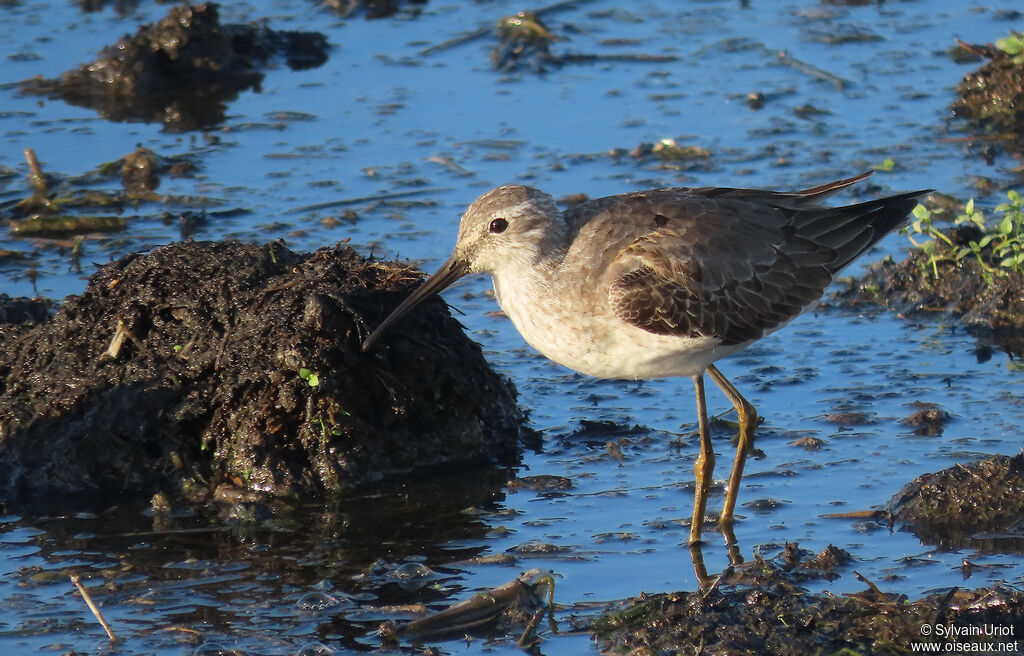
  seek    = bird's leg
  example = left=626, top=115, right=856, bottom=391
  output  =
left=707, top=364, right=757, bottom=542
left=689, top=373, right=714, bottom=546
left=688, top=540, right=712, bottom=586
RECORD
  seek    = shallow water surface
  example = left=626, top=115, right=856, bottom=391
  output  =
left=1, top=0, right=1023, bottom=654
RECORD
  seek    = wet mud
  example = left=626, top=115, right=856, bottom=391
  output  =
left=952, top=35, right=1024, bottom=154
left=0, top=241, right=523, bottom=508
left=596, top=575, right=1024, bottom=656
left=887, top=454, right=1024, bottom=552
left=19, top=3, right=330, bottom=131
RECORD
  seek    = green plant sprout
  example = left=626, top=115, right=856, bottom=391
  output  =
left=298, top=368, right=320, bottom=387
left=995, top=32, right=1024, bottom=65
left=902, top=190, right=1024, bottom=283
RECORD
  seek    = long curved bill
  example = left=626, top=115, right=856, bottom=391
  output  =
left=362, top=255, right=470, bottom=352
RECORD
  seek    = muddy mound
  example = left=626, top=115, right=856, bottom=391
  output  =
left=841, top=245, right=1024, bottom=357
left=953, top=37, right=1024, bottom=152
left=0, top=241, right=523, bottom=508
left=887, top=454, right=1024, bottom=551
left=596, top=544, right=1023, bottom=655
left=596, top=583, right=1024, bottom=655
left=20, top=3, right=330, bottom=131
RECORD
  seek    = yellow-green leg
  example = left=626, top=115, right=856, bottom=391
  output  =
left=689, top=373, right=714, bottom=546
left=707, top=364, right=758, bottom=539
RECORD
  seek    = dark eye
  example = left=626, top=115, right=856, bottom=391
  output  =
left=489, top=218, right=509, bottom=234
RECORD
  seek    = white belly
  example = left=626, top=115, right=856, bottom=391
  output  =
left=493, top=274, right=744, bottom=380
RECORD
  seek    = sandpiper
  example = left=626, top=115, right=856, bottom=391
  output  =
left=363, top=171, right=931, bottom=545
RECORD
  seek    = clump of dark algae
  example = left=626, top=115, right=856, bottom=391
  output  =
left=594, top=544, right=1024, bottom=655
left=0, top=241, right=523, bottom=509
left=839, top=213, right=1024, bottom=358
left=19, top=3, right=330, bottom=131
left=952, top=34, right=1024, bottom=154
left=887, top=454, right=1024, bottom=552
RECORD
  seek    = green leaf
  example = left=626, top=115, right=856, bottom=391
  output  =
left=299, top=368, right=312, bottom=380
left=912, top=204, right=930, bottom=220
left=999, top=216, right=1014, bottom=235
left=977, top=234, right=996, bottom=248
left=307, top=373, right=320, bottom=387
left=996, top=33, right=1024, bottom=56
left=965, top=198, right=974, bottom=215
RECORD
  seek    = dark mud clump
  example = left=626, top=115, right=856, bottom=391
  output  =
left=596, top=584, right=1024, bottom=655
left=841, top=231, right=1024, bottom=357
left=0, top=241, right=523, bottom=508
left=595, top=544, right=1024, bottom=655
left=20, top=3, right=330, bottom=131
left=887, top=454, right=1024, bottom=551
left=952, top=36, right=1024, bottom=152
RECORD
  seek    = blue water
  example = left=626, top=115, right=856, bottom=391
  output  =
left=1, top=0, right=1023, bottom=654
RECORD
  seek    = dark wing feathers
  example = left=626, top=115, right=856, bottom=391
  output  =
left=595, top=176, right=929, bottom=346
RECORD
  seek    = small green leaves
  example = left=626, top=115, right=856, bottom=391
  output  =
left=299, top=368, right=320, bottom=387
left=904, top=191, right=1024, bottom=282
left=995, top=32, right=1024, bottom=64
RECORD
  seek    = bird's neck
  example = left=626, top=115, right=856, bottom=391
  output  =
left=490, top=252, right=563, bottom=325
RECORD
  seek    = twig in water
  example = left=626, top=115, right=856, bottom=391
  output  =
left=561, top=53, right=680, bottom=64
left=853, top=570, right=884, bottom=595
left=23, top=148, right=47, bottom=196
left=70, top=575, right=117, bottom=642
left=418, top=0, right=597, bottom=56
left=774, top=49, right=850, bottom=90
left=286, top=187, right=450, bottom=215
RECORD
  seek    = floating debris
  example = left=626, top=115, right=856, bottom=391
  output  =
left=629, top=139, right=712, bottom=164
left=392, top=569, right=555, bottom=640
left=20, top=3, right=330, bottom=131
left=901, top=403, right=952, bottom=436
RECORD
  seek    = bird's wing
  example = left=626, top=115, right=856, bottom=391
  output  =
left=571, top=190, right=837, bottom=346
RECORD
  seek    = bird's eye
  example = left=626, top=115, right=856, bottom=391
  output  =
left=489, top=218, right=509, bottom=234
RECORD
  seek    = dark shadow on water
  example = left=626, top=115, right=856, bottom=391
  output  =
left=0, top=466, right=516, bottom=651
